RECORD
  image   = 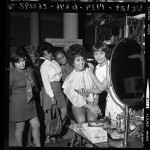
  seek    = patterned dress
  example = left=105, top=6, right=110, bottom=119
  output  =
left=61, top=63, right=74, bottom=82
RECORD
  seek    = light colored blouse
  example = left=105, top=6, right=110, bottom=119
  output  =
left=40, top=58, right=62, bottom=98
left=95, top=60, right=124, bottom=120
left=95, top=61, right=109, bottom=83
left=62, top=68, right=96, bottom=108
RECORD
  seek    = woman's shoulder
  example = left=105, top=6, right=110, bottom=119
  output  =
left=9, top=68, right=16, bottom=76
left=9, top=68, right=22, bottom=80
left=67, top=63, right=74, bottom=69
left=63, top=69, right=75, bottom=82
left=40, top=60, right=48, bottom=69
left=63, top=63, right=73, bottom=70
left=38, top=58, right=45, bottom=66
left=26, top=67, right=34, bottom=74
left=52, top=59, right=60, bottom=65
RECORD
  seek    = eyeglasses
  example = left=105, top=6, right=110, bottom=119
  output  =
left=56, top=55, right=65, bottom=61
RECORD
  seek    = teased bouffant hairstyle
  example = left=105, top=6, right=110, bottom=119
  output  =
left=10, top=46, right=26, bottom=67
left=66, top=44, right=87, bottom=66
left=92, top=42, right=110, bottom=59
left=37, top=42, right=54, bottom=57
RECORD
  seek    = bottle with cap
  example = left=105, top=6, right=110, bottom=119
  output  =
left=107, top=112, right=111, bottom=130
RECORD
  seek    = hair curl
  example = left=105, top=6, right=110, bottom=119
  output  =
left=66, top=44, right=87, bottom=66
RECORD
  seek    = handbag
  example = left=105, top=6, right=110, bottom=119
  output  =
left=45, top=104, right=62, bottom=137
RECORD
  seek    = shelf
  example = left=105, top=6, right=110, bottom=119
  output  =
left=97, top=17, right=126, bottom=29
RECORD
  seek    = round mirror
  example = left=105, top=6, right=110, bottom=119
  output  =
left=110, top=38, right=145, bottom=106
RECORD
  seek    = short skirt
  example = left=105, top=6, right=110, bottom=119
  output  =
left=9, top=93, right=37, bottom=122
left=41, top=81, right=67, bottom=110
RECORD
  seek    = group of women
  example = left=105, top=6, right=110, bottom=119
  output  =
left=9, top=41, right=124, bottom=147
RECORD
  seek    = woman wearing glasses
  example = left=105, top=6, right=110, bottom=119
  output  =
left=55, top=49, right=74, bottom=83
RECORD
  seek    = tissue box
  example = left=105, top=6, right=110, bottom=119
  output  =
left=82, top=123, right=107, bottom=143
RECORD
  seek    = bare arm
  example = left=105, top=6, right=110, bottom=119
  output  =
left=88, top=70, right=108, bottom=92
left=86, top=88, right=102, bottom=94
left=94, top=94, right=99, bottom=106
left=87, top=62, right=108, bottom=93
left=83, top=103, right=100, bottom=116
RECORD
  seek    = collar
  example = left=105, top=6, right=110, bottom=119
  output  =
left=40, top=57, right=45, bottom=60
left=96, top=60, right=109, bottom=68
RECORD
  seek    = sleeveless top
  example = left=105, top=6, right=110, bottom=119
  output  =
left=95, top=60, right=124, bottom=120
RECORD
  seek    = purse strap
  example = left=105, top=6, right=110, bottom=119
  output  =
left=51, top=104, right=61, bottom=119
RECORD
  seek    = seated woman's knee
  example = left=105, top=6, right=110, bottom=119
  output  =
left=76, top=116, right=86, bottom=123
left=87, top=117, right=97, bottom=123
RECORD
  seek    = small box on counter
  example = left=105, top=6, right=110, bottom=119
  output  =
left=82, top=123, right=107, bottom=143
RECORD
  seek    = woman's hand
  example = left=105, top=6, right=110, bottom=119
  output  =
left=88, top=104, right=101, bottom=116
left=95, top=105, right=102, bottom=116
left=87, top=63, right=94, bottom=73
left=50, top=97, right=56, bottom=105
left=75, top=88, right=89, bottom=97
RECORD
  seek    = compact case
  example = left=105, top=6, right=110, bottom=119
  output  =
left=82, top=123, right=107, bottom=143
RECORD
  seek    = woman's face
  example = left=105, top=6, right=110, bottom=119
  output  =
left=94, top=50, right=106, bottom=65
left=44, top=51, right=52, bottom=61
left=55, top=52, right=66, bottom=65
left=73, top=55, right=85, bottom=72
left=29, top=53, right=36, bottom=64
left=14, top=58, right=25, bottom=70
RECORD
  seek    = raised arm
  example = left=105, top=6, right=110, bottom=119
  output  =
left=88, top=70, right=108, bottom=92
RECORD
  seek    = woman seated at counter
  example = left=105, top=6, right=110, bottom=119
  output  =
left=76, top=42, right=124, bottom=121
left=62, top=44, right=101, bottom=123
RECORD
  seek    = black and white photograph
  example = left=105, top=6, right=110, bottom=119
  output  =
left=10, top=0, right=147, bottom=2
left=5, top=0, right=149, bottom=149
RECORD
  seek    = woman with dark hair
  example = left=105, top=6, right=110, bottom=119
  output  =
left=54, top=49, right=73, bottom=83
left=38, top=42, right=67, bottom=143
left=78, top=42, right=124, bottom=120
left=54, top=49, right=73, bottom=140
left=62, top=44, right=101, bottom=123
left=9, top=46, right=41, bottom=147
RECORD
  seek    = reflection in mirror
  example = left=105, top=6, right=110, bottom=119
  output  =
left=110, top=38, right=144, bottom=106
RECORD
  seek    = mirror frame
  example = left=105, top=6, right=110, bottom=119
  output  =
left=109, top=38, right=145, bottom=107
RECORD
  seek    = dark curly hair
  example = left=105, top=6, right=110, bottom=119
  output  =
left=92, top=42, right=110, bottom=59
left=66, top=44, right=87, bottom=66
left=10, top=46, right=26, bottom=67
left=37, top=42, right=54, bottom=57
